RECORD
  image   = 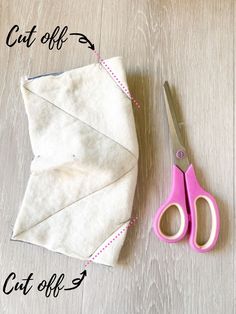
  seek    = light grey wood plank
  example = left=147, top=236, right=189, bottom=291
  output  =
left=234, top=0, right=236, bottom=312
left=159, top=1, right=234, bottom=314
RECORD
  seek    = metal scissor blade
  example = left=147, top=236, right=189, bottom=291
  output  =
left=163, top=81, right=190, bottom=171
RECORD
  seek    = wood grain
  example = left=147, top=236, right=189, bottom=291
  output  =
left=0, top=0, right=235, bottom=313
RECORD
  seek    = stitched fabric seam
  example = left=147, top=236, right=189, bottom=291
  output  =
left=23, top=85, right=138, bottom=160
left=13, top=164, right=138, bottom=237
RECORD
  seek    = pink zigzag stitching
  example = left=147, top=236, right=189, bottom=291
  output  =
left=93, top=50, right=141, bottom=109
left=84, top=216, right=138, bottom=267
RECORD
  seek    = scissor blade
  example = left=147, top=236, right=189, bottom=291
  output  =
left=163, top=81, right=190, bottom=171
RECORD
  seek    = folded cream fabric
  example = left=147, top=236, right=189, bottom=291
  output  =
left=11, top=56, right=139, bottom=266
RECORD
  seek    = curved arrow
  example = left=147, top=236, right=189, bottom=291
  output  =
left=64, top=270, right=87, bottom=291
left=69, top=32, right=95, bottom=50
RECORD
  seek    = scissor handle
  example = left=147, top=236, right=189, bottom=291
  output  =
left=185, top=164, right=220, bottom=253
left=153, top=165, right=189, bottom=243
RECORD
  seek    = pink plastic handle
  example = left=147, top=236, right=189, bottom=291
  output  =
left=153, top=165, right=189, bottom=243
left=185, top=164, right=220, bottom=253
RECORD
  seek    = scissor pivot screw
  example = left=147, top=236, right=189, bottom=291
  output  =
left=176, top=150, right=185, bottom=159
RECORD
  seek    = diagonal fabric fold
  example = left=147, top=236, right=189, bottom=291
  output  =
left=12, top=56, right=139, bottom=266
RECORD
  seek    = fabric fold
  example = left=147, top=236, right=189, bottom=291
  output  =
left=12, top=56, right=139, bottom=266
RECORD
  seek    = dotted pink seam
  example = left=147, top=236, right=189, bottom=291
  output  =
left=84, top=216, right=138, bottom=267
left=93, top=50, right=141, bottom=109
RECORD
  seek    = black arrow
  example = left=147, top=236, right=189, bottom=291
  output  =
left=64, top=270, right=87, bottom=291
left=69, top=33, right=95, bottom=50
left=80, top=270, right=87, bottom=277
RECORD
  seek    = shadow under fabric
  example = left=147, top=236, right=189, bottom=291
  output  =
left=11, top=57, right=139, bottom=267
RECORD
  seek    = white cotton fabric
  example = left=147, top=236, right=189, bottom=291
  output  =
left=11, top=57, right=139, bottom=266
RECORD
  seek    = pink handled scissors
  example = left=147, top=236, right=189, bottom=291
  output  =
left=153, top=81, right=220, bottom=253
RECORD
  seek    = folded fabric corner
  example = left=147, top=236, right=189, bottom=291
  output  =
left=12, top=56, right=139, bottom=267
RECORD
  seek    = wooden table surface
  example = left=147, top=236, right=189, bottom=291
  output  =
left=0, top=1, right=235, bottom=313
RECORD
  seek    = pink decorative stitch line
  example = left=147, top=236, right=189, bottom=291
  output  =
left=84, top=216, right=138, bottom=267
left=93, top=50, right=141, bottom=109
